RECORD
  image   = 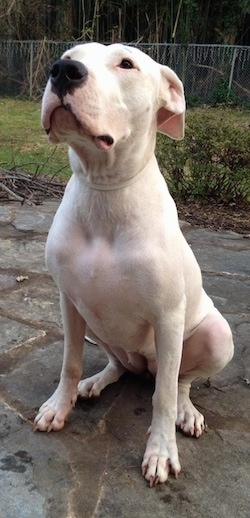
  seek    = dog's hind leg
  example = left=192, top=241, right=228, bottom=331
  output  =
left=78, top=355, right=125, bottom=398
left=177, top=308, right=234, bottom=437
left=78, top=340, right=148, bottom=398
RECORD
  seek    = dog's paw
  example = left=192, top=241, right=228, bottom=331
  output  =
left=176, top=397, right=205, bottom=438
left=142, top=431, right=181, bottom=486
left=78, top=363, right=125, bottom=399
left=78, top=376, right=102, bottom=398
left=34, top=389, right=77, bottom=432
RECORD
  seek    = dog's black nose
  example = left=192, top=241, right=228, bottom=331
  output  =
left=50, top=59, right=88, bottom=96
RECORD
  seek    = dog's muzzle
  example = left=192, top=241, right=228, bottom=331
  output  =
left=50, top=59, right=88, bottom=97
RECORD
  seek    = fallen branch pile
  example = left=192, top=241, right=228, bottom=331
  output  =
left=0, top=168, right=66, bottom=205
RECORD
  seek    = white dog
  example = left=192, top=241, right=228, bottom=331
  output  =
left=34, top=43, right=234, bottom=486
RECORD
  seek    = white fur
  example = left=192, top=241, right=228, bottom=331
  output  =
left=34, top=43, right=234, bottom=486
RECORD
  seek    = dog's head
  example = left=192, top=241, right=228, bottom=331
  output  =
left=42, top=43, right=185, bottom=156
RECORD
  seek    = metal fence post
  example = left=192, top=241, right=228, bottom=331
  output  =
left=29, top=40, right=34, bottom=98
left=228, top=46, right=238, bottom=98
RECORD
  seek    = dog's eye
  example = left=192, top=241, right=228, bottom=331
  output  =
left=119, top=59, right=134, bottom=69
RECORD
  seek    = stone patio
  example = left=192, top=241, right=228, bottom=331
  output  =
left=0, top=201, right=249, bottom=518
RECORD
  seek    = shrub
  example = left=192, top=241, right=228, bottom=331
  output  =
left=156, top=108, right=250, bottom=205
left=211, top=77, right=238, bottom=106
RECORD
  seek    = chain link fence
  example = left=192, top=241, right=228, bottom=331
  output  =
left=0, top=40, right=249, bottom=105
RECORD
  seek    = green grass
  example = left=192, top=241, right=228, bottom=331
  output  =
left=0, top=97, right=70, bottom=178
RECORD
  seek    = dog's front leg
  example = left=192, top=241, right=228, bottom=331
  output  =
left=34, top=292, right=85, bottom=432
left=142, top=305, right=185, bottom=486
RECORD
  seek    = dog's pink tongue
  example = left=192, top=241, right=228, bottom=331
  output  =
left=94, top=135, right=114, bottom=151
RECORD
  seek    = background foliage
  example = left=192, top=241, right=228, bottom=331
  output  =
left=0, top=0, right=249, bottom=45
left=157, top=108, right=250, bottom=204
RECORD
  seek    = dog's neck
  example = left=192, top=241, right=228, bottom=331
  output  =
left=68, top=144, right=157, bottom=191
left=78, top=165, right=148, bottom=191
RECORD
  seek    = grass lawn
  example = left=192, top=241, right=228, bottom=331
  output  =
left=0, top=97, right=71, bottom=178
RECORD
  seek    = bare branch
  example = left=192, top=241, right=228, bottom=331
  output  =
left=0, top=167, right=66, bottom=205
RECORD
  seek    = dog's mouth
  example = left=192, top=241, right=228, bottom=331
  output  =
left=44, top=105, right=114, bottom=151
left=46, top=125, right=114, bottom=151
left=93, top=134, right=114, bottom=151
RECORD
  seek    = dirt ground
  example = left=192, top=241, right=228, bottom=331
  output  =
left=177, top=200, right=250, bottom=236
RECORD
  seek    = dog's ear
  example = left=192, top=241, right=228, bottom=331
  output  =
left=157, top=65, right=186, bottom=140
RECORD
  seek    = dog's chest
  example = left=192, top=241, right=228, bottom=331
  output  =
left=47, top=229, right=158, bottom=340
